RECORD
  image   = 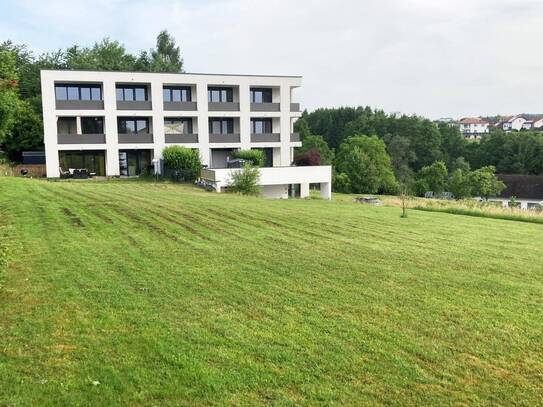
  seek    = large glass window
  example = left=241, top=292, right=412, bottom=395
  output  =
left=163, top=86, right=191, bottom=102
left=250, top=88, right=272, bottom=103
left=81, top=117, right=104, bottom=134
left=118, top=118, right=150, bottom=134
left=59, top=151, right=106, bottom=175
left=55, top=84, right=102, bottom=101
left=57, top=117, right=77, bottom=134
left=164, top=118, right=193, bottom=134
left=208, top=87, right=233, bottom=103
left=119, top=150, right=152, bottom=176
left=116, top=85, right=148, bottom=101
left=251, top=118, right=272, bottom=134
left=209, top=118, right=234, bottom=134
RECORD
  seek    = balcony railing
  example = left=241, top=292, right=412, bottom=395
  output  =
left=116, top=101, right=152, bottom=110
left=56, top=100, right=104, bottom=110
left=118, top=133, right=154, bottom=143
left=290, top=103, right=301, bottom=112
left=165, top=133, right=199, bottom=143
left=209, top=133, right=240, bottom=143
left=250, top=103, right=280, bottom=112
left=57, top=134, right=106, bottom=144
left=290, top=133, right=301, bottom=142
left=251, top=133, right=280, bottom=142
left=163, top=101, right=197, bottom=111
left=208, top=102, right=240, bottom=112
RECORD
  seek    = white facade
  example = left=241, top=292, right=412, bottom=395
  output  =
left=501, top=116, right=526, bottom=131
left=41, top=69, right=304, bottom=177
left=457, top=118, right=489, bottom=138
left=201, top=166, right=332, bottom=199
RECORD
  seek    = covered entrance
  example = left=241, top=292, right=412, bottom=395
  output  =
left=119, top=149, right=152, bottom=176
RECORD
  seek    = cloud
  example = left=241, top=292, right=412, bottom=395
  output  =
left=1, top=0, right=543, bottom=118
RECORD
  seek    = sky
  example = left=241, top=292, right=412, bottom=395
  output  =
left=1, top=0, right=542, bottom=119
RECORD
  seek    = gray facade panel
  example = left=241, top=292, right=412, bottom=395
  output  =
left=209, top=133, right=241, bottom=143
left=250, top=103, right=280, bottom=112
left=57, top=134, right=106, bottom=144
left=118, top=133, right=154, bottom=143
left=163, top=101, right=197, bottom=111
left=250, top=133, right=280, bottom=142
left=116, top=101, right=153, bottom=110
left=290, top=103, right=301, bottom=112
left=165, top=133, right=199, bottom=143
left=290, top=132, right=301, bottom=142
left=55, top=100, right=104, bottom=110
left=208, top=102, right=240, bottom=112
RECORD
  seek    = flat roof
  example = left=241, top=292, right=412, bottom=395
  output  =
left=40, top=68, right=302, bottom=78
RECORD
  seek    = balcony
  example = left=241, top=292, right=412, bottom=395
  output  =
left=251, top=133, right=280, bottom=143
left=118, top=133, right=154, bottom=143
left=165, top=133, right=199, bottom=143
left=209, top=133, right=240, bottom=143
left=163, top=101, right=197, bottom=111
left=290, top=103, right=301, bottom=112
left=57, top=134, right=106, bottom=144
left=56, top=100, right=104, bottom=110
left=116, top=101, right=152, bottom=110
left=250, top=103, right=280, bottom=112
left=290, top=133, right=301, bottom=142
left=208, top=102, right=240, bottom=112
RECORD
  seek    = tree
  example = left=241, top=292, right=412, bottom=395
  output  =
left=293, top=116, right=312, bottom=140
left=335, top=135, right=398, bottom=194
left=293, top=148, right=321, bottom=166
left=384, top=134, right=414, bottom=184
left=332, top=172, right=351, bottom=193
left=416, top=161, right=448, bottom=195
left=448, top=169, right=472, bottom=199
left=469, top=166, right=505, bottom=199
left=0, top=51, right=19, bottom=145
left=150, top=30, right=184, bottom=73
left=296, top=135, right=334, bottom=165
left=3, top=100, right=43, bottom=161
left=229, top=164, right=260, bottom=196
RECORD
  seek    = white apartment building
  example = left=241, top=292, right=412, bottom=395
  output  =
left=499, top=115, right=527, bottom=132
left=41, top=70, right=331, bottom=199
left=457, top=117, right=489, bottom=138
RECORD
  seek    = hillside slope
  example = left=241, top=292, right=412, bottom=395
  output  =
left=0, top=178, right=542, bottom=406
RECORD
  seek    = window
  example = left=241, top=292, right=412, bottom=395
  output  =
left=209, top=118, right=234, bottom=134
left=208, top=87, right=233, bottom=103
left=251, top=119, right=272, bottom=134
left=116, top=85, right=148, bottom=101
left=164, top=118, right=193, bottom=134
left=55, top=84, right=102, bottom=101
left=163, top=86, right=191, bottom=102
left=250, top=88, right=272, bottom=103
left=118, top=118, right=150, bottom=134
left=59, top=151, right=106, bottom=175
left=81, top=117, right=104, bottom=134
left=57, top=117, right=77, bottom=134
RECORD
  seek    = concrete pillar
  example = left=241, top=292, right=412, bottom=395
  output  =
left=300, top=183, right=310, bottom=198
left=320, top=182, right=332, bottom=200
left=103, top=79, right=120, bottom=176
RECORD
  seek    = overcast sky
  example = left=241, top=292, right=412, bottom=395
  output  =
left=1, top=0, right=542, bottom=118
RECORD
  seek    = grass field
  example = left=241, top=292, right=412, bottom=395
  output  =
left=1, top=177, right=542, bottom=406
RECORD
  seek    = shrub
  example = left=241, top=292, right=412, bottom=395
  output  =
left=162, top=146, right=201, bottom=180
left=233, top=149, right=264, bottom=167
left=228, top=164, right=261, bottom=196
left=332, top=172, right=351, bottom=193
left=293, top=148, right=321, bottom=166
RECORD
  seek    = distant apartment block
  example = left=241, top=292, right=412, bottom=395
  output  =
left=457, top=117, right=489, bottom=139
left=41, top=70, right=331, bottom=199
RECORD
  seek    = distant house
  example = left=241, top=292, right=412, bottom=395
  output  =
left=489, top=175, right=543, bottom=209
left=457, top=117, right=489, bottom=139
left=497, top=115, right=527, bottom=132
left=521, top=118, right=543, bottom=131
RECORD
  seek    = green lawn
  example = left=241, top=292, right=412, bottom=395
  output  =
left=1, top=177, right=542, bottom=406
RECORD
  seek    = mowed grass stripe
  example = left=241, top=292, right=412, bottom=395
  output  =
left=0, top=178, right=542, bottom=406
